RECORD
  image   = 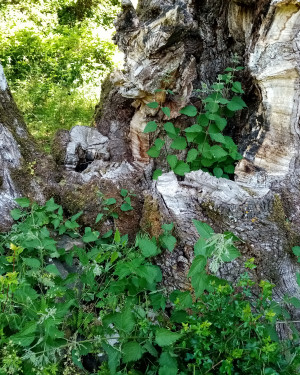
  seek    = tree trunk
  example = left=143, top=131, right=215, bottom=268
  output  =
left=0, top=0, right=300, bottom=308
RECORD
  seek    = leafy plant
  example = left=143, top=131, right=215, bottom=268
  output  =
left=144, top=67, right=246, bottom=180
left=0, top=198, right=299, bottom=374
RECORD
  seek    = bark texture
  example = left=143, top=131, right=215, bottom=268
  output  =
left=93, top=0, right=300, bottom=303
left=0, top=0, right=300, bottom=310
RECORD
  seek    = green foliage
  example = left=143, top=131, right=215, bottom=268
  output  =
left=0, top=198, right=299, bottom=374
left=144, top=67, right=246, bottom=179
left=0, top=0, right=120, bottom=151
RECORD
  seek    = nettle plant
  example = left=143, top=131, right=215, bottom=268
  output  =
left=0, top=197, right=299, bottom=374
left=143, top=67, right=246, bottom=180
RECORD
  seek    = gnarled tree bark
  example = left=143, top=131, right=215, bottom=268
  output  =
left=0, top=0, right=300, bottom=311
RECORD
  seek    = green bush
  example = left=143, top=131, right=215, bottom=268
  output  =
left=0, top=0, right=120, bottom=152
left=0, top=196, right=299, bottom=374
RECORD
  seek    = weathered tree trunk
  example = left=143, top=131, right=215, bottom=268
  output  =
left=1, top=0, right=300, bottom=309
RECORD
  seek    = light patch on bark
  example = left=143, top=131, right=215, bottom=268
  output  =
left=129, top=107, right=150, bottom=163
left=236, top=0, right=300, bottom=182
left=0, top=65, right=7, bottom=92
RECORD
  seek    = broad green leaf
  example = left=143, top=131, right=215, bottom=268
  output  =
left=95, top=213, right=104, bottom=223
left=221, top=245, right=241, bottom=262
left=147, top=101, right=159, bottom=109
left=23, top=258, right=41, bottom=269
left=144, top=121, right=157, bottom=133
left=170, top=290, right=193, bottom=308
left=122, top=342, right=144, bottom=363
left=227, top=96, right=247, bottom=111
left=170, top=137, right=187, bottom=150
left=105, top=198, right=116, bottom=205
left=114, top=229, right=121, bottom=243
left=162, top=107, right=171, bottom=117
left=194, top=237, right=207, bottom=256
left=188, top=255, right=207, bottom=277
left=297, top=272, right=300, bottom=287
left=210, top=132, right=226, bottom=144
left=120, top=189, right=128, bottom=197
left=232, top=81, right=244, bottom=94
left=155, top=138, right=165, bottom=150
left=185, top=124, right=202, bottom=142
left=70, top=211, right=83, bottom=222
left=102, top=343, right=121, bottom=375
left=174, top=161, right=190, bottom=176
left=180, top=105, right=198, bottom=117
left=45, top=264, right=61, bottom=276
left=160, top=235, right=176, bottom=251
left=15, top=197, right=30, bottom=208
left=138, top=238, right=158, bottom=257
left=206, top=102, right=219, bottom=113
left=292, top=246, right=300, bottom=257
left=11, top=322, right=37, bottom=347
left=72, top=350, right=84, bottom=369
left=213, top=167, right=223, bottom=178
left=155, top=329, right=182, bottom=347
left=193, top=220, right=214, bottom=238
left=198, top=114, right=209, bottom=126
left=191, top=271, right=211, bottom=296
left=187, top=148, right=198, bottom=162
left=150, top=292, right=166, bottom=311
left=167, top=155, right=178, bottom=169
left=121, top=202, right=133, bottom=211
left=159, top=366, right=178, bottom=375
left=164, top=122, right=179, bottom=137
left=159, top=352, right=178, bottom=374
left=211, top=145, right=228, bottom=158
left=143, top=341, right=158, bottom=357
left=113, top=306, right=135, bottom=333
left=162, top=223, right=174, bottom=231
left=137, top=265, right=162, bottom=284
left=10, top=209, right=22, bottom=220
left=289, top=297, right=300, bottom=308
left=45, top=198, right=61, bottom=212
left=82, top=227, right=99, bottom=243
left=147, top=146, right=160, bottom=158
left=153, top=169, right=163, bottom=180
left=224, top=165, right=235, bottom=174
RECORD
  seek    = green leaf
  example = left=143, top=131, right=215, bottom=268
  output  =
left=82, top=227, right=99, bottom=243
left=167, top=155, right=178, bottom=169
left=102, top=343, right=121, bottom=375
left=297, top=273, right=300, bottom=287
left=114, top=229, right=121, bottom=243
left=198, top=114, right=209, bottom=126
left=23, top=258, right=41, bottom=269
left=232, top=81, right=244, bottom=94
left=162, top=223, right=174, bottom=231
left=147, top=146, right=160, bottom=158
left=147, top=101, right=159, bottom=109
left=194, top=237, right=208, bottom=256
left=150, top=292, right=166, bottom=311
left=206, top=102, right=219, bottom=113
left=289, top=297, right=300, bottom=308
left=188, top=255, right=207, bottom=277
left=180, top=105, right=198, bottom=117
left=15, top=197, right=30, bottom=208
left=211, top=145, right=228, bottom=159
left=193, top=220, right=214, bottom=238
left=170, top=290, right=193, bottom=308
left=143, top=341, right=158, bottom=357
left=105, top=198, right=116, bottom=206
left=121, top=203, right=133, bottom=212
left=174, top=161, right=190, bottom=176
left=227, top=96, right=247, bottom=111
left=170, top=137, right=187, bottom=150
left=11, top=322, right=37, bottom=346
left=120, top=189, right=128, bottom=197
left=164, top=122, right=179, bottom=138
left=292, top=246, right=300, bottom=257
left=95, top=213, right=104, bottom=223
left=191, top=271, right=211, bottom=296
left=159, top=352, right=178, bottom=369
left=213, top=167, right=223, bottom=178
left=210, top=132, right=226, bottom=144
left=187, top=148, right=198, bottom=162
left=162, top=107, right=171, bottom=117
left=159, top=366, right=178, bottom=375
left=221, top=245, right=241, bottom=262
left=224, top=165, right=235, bottom=174
left=160, top=235, right=176, bottom=251
left=45, top=198, right=61, bottom=212
left=45, top=264, right=61, bottom=276
left=155, top=138, right=165, bottom=150
left=144, top=121, right=157, bottom=133
left=113, top=306, right=135, bottom=333
left=122, top=342, right=144, bottom=363
left=138, top=238, right=158, bottom=257
left=155, top=329, right=182, bottom=347
left=10, top=209, right=22, bottom=220
left=153, top=169, right=163, bottom=180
